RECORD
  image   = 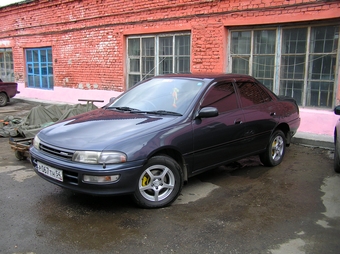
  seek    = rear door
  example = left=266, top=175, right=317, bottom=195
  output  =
left=192, top=81, right=246, bottom=173
left=235, top=80, right=279, bottom=155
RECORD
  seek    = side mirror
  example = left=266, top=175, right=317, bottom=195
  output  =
left=334, top=105, right=340, bottom=115
left=103, top=97, right=116, bottom=108
left=196, top=107, right=218, bottom=118
left=109, top=97, right=116, bottom=104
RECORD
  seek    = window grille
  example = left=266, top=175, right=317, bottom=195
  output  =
left=0, top=48, right=14, bottom=82
left=230, top=24, right=339, bottom=108
left=127, top=33, right=191, bottom=88
left=26, top=48, right=54, bottom=89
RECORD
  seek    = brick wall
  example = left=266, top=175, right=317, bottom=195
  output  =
left=0, top=0, right=339, bottom=95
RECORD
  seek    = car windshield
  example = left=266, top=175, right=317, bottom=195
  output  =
left=108, top=78, right=205, bottom=115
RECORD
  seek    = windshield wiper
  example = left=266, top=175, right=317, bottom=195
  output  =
left=107, top=106, right=139, bottom=112
left=108, top=107, right=182, bottom=116
left=132, top=110, right=182, bottom=116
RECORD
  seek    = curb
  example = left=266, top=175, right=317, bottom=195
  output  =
left=292, top=132, right=333, bottom=150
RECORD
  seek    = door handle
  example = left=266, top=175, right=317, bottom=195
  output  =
left=270, top=112, right=276, bottom=116
left=234, top=119, right=242, bottom=124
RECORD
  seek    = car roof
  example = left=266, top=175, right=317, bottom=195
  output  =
left=153, top=73, right=257, bottom=82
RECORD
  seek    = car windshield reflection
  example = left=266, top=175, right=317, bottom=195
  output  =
left=108, top=78, right=205, bottom=115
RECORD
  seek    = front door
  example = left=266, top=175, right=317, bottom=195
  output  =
left=192, top=82, right=246, bottom=173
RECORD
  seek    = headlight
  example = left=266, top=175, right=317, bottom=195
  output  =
left=33, top=135, right=41, bottom=150
left=72, top=151, right=127, bottom=164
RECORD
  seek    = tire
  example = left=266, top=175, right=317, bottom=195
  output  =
left=15, top=151, right=27, bottom=161
left=0, top=92, right=8, bottom=107
left=334, top=140, right=340, bottom=173
left=260, top=130, right=286, bottom=167
left=133, top=155, right=183, bottom=208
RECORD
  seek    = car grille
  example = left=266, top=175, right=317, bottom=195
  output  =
left=39, top=142, right=74, bottom=161
left=63, top=170, right=78, bottom=185
left=38, top=142, right=79, bottom=185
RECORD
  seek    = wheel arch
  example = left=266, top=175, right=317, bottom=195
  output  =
left=150, top=148, right=188, bottom=182
left=0, top=91, right=9, bottom=98
left=0, top=91, right=9, bottom=106
left=274, top=123, right=291, bottom=145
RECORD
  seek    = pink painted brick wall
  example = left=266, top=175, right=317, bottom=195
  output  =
left=0, top=0, right=338, bottom=94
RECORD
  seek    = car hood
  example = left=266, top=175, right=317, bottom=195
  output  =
left=38, top=108, right=177, bottom=150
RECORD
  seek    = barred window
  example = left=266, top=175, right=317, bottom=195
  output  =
left=280, top=28, right=307, bottom=105
left=230, top=24, right=339, bottom=108
left=26, top=48, right=54, bottom=89
left=127, top=33, right=191, bottom=88
left=230, top=29, right=276, bottom=90
left=0, top=48, right=14, bottom=82
left=307, top=26, right=338, bottom=107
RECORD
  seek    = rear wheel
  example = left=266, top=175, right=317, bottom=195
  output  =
left=260, top=130, right=286, bottom=167
left=133, top=155, right=183, bottom=208
left=0, top=92, right=8, bottom=107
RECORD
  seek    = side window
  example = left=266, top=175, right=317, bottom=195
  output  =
left=237, top=82, right=272, bottom=108
left=201, top=82, right=238, bottom=113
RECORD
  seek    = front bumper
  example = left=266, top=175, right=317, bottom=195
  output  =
left=30, top=146, right=145, bottom=196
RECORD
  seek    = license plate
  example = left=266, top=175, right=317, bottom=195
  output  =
left=37, top=162, right=63, bottom=182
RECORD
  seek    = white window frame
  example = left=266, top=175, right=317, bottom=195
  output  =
left=229, top=23, right=340, bottom=108
left=127, top=33, right=191, bottom=88
left=0, top=48, right=14, bottom=82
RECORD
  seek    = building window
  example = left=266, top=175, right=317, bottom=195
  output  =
left=230, top=30, right=276, bottom=90
left=307, top=26, right=338, bottom=107
left=127, top=33, right=191, bottom=88
left=25, top=47, right=54, bottom=89
left=253, top=30, right=276, bottom=91
left=280, top=28, right=307, bottom=106
left=0, top=48, right=14, bottom=82
left=230, top=24, right=339, bottom=108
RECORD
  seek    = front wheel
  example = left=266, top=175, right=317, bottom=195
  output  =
left=260, top=130, right=286, bottom=167
left=15, top=151, right=27, bottom=161
left=133, top=155, right=183, bottom=208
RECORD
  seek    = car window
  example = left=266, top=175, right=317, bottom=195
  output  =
left=201, top=82, right=238, bottom=113
left=110, top=78, right=204, bottom=114
left=236, top=82, right=272, bottom=108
